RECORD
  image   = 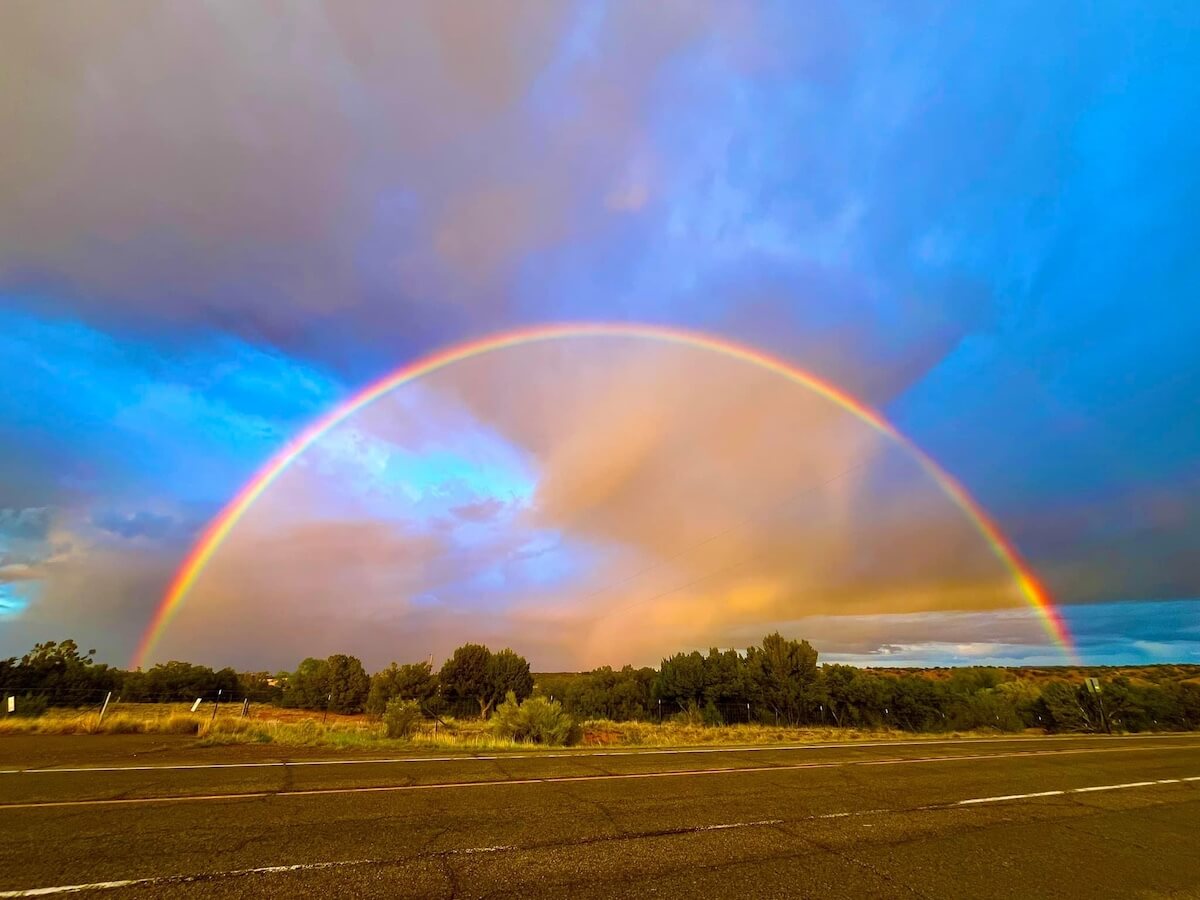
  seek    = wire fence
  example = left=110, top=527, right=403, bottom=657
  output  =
left=0, top=685, right=282, bottom=718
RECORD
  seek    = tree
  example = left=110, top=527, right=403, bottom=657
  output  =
left=655, top=651, right=706, bottom=710
left=703, top=648, right=748, bottom=707
left=439, top=644, right=532, bottom=718
left=486, top=649, right=533, bottom=711
left=746, top=633, right=820, bottom=725
left=237, top=671, right=283, bottom=704
left=823, top=664, right=858, bottom=726
left=367, top=662, right=437, bottom=715
left=326, top=654, right=370, bottom=714
left=1038, top=681, right=1094, bottom=732
left=282, top=658, right=330, bottom=710
left=541, top=666, right=655, bottom=721
left=6, top=639, right=119, bottom=705
left=439, top=644, right=494, bottom=717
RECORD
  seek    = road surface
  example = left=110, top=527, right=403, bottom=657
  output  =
left=1, top=733, right=1197, bottom=898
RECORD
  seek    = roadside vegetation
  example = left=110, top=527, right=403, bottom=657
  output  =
left=3, top=638, right=1199, bottom=750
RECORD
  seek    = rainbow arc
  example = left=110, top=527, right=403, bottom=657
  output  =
left=132, top=323, right=1078, bottom=668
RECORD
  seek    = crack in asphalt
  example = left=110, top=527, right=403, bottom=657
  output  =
left=6, top=791, right=1200, bottom=898
left=770, top=819, right=934, bottom=900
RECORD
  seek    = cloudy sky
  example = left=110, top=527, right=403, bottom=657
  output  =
left=2, top=1, right=1198, bottom=672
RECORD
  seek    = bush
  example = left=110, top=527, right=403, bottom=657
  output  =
left=383, top=698, right=423, bottom=739
left=490, top=692, right=578, bottom=745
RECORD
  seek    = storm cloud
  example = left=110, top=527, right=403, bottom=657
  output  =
left=2, top=2, right=1198, bottom=668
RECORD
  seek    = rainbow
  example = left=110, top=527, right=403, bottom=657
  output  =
left=132, top=323, right=1078, bottom=667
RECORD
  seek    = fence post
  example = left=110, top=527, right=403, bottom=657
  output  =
left=98, top=691, right=112, bottom=724
left=241, top=698, right=250, bottom=718
left=210, top=689, right=222, bottom=725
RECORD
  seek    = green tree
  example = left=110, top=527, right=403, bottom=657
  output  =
left=440, top=643, right=494, bottom=717
left=8, top=640, right=119, bottom=705
left=822, top=664, right=859, bottom=726
left=367, top=661, right=437, bottom=715
left=703, top=648, right=748, bottom=707
left=439, top=644, right=533, bottom=718
left=1038, top=681, right=1094, bottom=732
left=486, top=648, right=534, bottom=712
left=326, top=654, right=370, bottom=714
left=282, top=657, right=331, bottom=710
left=655, top=651, right=706, bottom=710
left=746, top=633, right=820, bottom=725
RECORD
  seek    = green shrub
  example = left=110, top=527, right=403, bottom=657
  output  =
left=383, top=698, right=423, bottom=739
left=490, top=691, right=578, bottom=745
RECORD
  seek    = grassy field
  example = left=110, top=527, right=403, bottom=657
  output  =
left=0, top=702, right=1027, bottom=750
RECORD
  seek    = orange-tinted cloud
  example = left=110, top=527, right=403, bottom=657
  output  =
left=148, top=336, right=1034, bottom=669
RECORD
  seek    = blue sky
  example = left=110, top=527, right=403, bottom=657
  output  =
left=1, top=2, right=1197, bottom=670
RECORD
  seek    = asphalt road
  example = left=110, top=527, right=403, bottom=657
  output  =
left=0, top=734, right=1197, bottom=898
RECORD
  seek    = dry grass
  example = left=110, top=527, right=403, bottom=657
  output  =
left=0, top=711, right=206, bottom=736
left=0, top=703, right=1021, bottom=750
left=577, top=720, right=996, bottom=747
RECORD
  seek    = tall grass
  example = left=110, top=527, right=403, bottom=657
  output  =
left=0, top=705, right=1014, bottom=749
left=0, top=711, right=206, bottom=736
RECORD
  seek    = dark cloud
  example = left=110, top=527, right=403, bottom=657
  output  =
left=1, top=3, right=1198, bottom=667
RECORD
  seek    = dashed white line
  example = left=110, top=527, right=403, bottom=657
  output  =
left=957, top=790, right=1065, bottom=805
left=2, top=744, right=1196, bottom=812
left=0, top=820, right=783, bottom=896
left=956, top=777, right=1198, bottom=806
left=1072, top=780, right=1158, bottom=793
left=0, top=858, right=389, bottom=897
left=0, top=777, right=1195, bottom=895
left=692, top=818, right=783, bottom=831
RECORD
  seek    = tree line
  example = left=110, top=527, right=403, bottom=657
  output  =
left=4, top=637, right=1200, bottom=734
left=541, top=638, right=1200, bottom=734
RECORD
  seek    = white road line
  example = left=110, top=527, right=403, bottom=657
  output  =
left=0, top=779, right=1195, bottom=896
left=0, top=821, right=782, bottom=896
left=1072, top=780, right=1158, bottom=793
left=692, top=818, right=782, bottom=831
left=0, top=859, right=388, bottom=897
left=2, top=745, right=1197, bottom=812
left=956, top=777, right=1198, bottom=806
left=957, top=790, right=1065, bottom=805
left=3, top=733, right=1193, bottom=776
